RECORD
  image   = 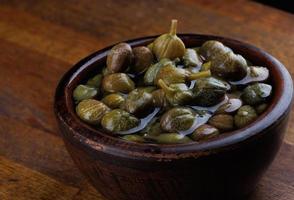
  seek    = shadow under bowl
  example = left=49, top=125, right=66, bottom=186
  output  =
left=54, top=34, right=293, bottom=200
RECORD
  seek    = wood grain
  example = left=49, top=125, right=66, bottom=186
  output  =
left=0, top=0, right=293, bottom=199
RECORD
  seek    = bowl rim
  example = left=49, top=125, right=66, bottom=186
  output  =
left=54, top=34, right=293, bottom=160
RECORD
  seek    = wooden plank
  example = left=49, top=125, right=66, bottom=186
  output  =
left=0, top=39, right=68, bottom=135
left=264, top=143, right=294, bottom=187
left=0, top=156, right=79, bottom=200
left=0, top=5, right=103, bottom=64
left=0, top=115, right=84, bottom=187
left=72, top=181, right=104, bottom=200
left=251, top=176, right=294, bottom=200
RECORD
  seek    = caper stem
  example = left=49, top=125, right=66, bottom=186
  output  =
left=158, top=79, right=174, bottom=92
left=188, top=70, right=211, bottom=80
left=170, top=19, right=178, bottom=36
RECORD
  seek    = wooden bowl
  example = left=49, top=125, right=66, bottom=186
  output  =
left=54, top=34, right=293, bottom=200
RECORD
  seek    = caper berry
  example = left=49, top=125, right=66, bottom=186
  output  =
left=192, top=77, right=229, bottom=106
left=234, top=105, right=257, bottom=128
left=210, top=51, right=248, bottom=81
left=183, top=48, right=202, bottom=67
left=101, top=93, right=125, bottom=109
left=122, top=88, right=154, bottom=116
left=255, top=103, right=268, bottom=114
left=241, top=83, right=272, bottom=105
left=208, top=114, right=234, bottom=132
left=101, top=109, right=140, bottom=132
left=132, top=46, right=154, bottom=74
left=76, top=99, right=110, bottom=125
left=107, top=43, right=133, bottom=73
left=199, top=40, right=232, bottom=61
left=73, top=84, right=98, bottom=102
left=86, top=74, right=103, bottom=88
left=191, top=124, right=220, bottom=141
left=102, top=73, right=135, bottom=93
left=121, top=135, right=145, bottom=143
left=153, top=133, right=192, bottom=144
left=160, top=107, right=196, bottom=133
left=152, top=20, right=185, bottom=60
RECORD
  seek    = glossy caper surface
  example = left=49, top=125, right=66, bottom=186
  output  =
left=73, top=20, right=273, bottom=144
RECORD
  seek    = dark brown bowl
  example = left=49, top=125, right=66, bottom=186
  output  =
left=54, top=34, right=293, bottom=200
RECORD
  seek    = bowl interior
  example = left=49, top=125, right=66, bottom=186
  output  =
left=55, top=34, right=293, bottom=158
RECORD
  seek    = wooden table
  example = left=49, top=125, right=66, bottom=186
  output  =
left=0, top=0, right=293, bottom=199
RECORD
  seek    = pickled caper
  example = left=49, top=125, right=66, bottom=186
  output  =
left=86, top=74, right=103, bottom=88
left=76, top=99, right=110, bottom=125
left=255, top=103, right=268, bottom=114
left=152, top=20, right=185, bottom=60
left=208, top=114, right=234, bottom=132
left=199, top=40, right=232, bottom=61
left=121, top=135, right=145, bottom=143
left=73, top=84, right=98, bottom=102
left=144, top=58, right=173, bottom=85
left=153, top=133, right=192, bottom=144
left=183, top=48, right=202, bottom=67
left=101, top=93, right=125, bottom=109
left=101, top=109, right=140, bottom=132
left=160, top=107, right=196, bottom=133
left=192, top=77, right=229, bottom=106
left=122, top=88, right=154, bottom=115
left=210, top=51, right=248, bottom=81
left=158, top=79, right=193, bottom=106
left=191, top=124, right=220, bottom=141
left=102, top=73, right=135, bottom=93
left=234, top=105, right=257, bottom=128
left=107, top=43, right=133, bottom=73
left=132, top=46, right=154, bottom=74
left=241, top=83, right=272, bottom=105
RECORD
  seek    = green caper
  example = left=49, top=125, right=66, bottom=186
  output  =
left=132, top=46, right=154, bottom=74
left=192, top=77, right=229, bottom=106
left=215, top=98, right=242, bottom=114
left=147, top=42, right=154, bottom=51
left=199, top=40, right=232, bottom=61
left=106, top=43, right=133, bottom=73
left=241, top=83, right=272, bottom=105
left=86, top=74, right=103, bottom=88
left=73, top=84, right=98, bottom=102
left=121, top=135, right=145, bottom=143
left=160, top=107, right=196, bottom=133
left=101, top=109, right=140, bottom=132
left=153, top=133, right=192, bottom=144
left=255, top=103, right=268, bottom=114
left=234, top=105, right=257, bottom=128
left=208, top=114, right=234, bottom=132
left=210, top=51, right=248, bottom=81
left=191, top=124, right=220, bottom=141
left=183, top=48, right=202, bottom=67
left=152, top=89, right=170, bottom=109
left=76, top=99, right=110, bottom=125
left=102, top=73, right=135, bottom=93
left=158, top=79, right=193, bottom=106
left=122, top=88, right=154, bottom=115
left=102, top=67, right=110, bottom=76
left=152, top=20, right=185, bottom=60
left=144, top=58, right=173, bottom=85
left=141, top=120, right=162, bottom=138
left=101, top=93, right=125, bottom=109
left=155, top=64, right=190, bottom=85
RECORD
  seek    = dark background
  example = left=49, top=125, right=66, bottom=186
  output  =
left=255, top=0, right=294, bottom=13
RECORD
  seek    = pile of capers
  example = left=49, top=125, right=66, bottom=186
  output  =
left=73, top=20, right=272, bottom=144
